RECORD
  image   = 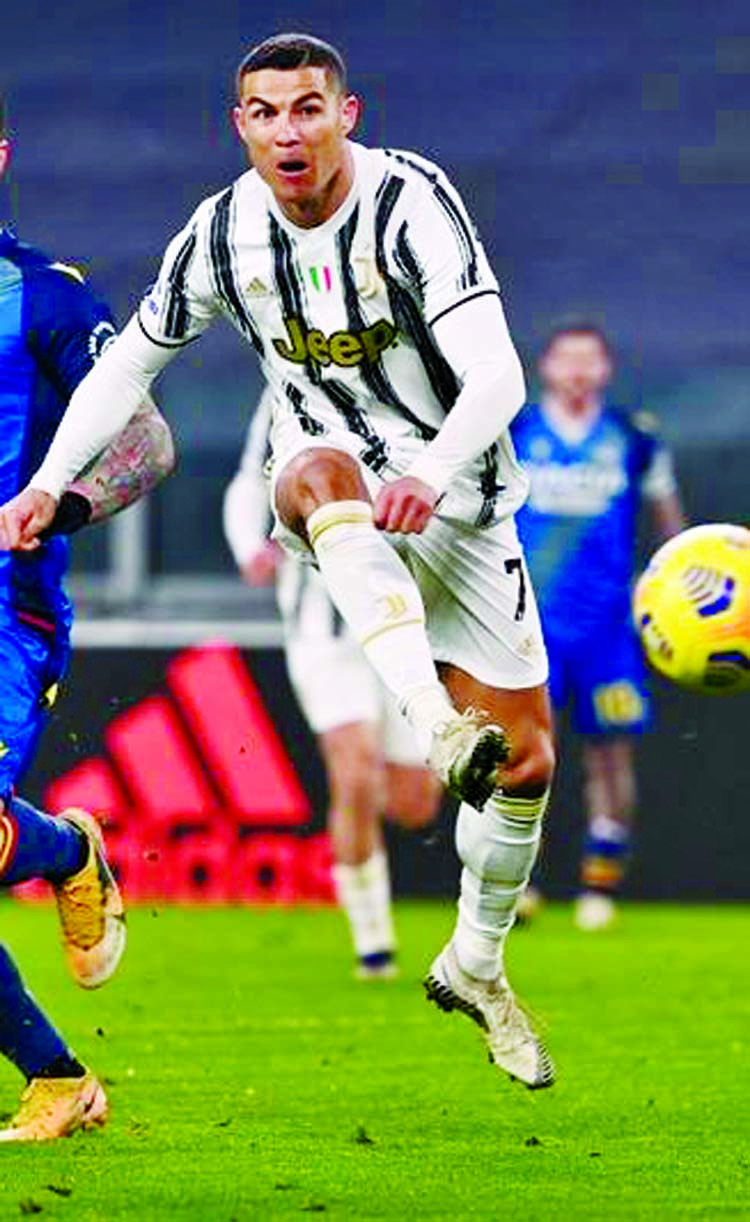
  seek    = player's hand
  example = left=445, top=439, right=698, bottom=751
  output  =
left=0, top=488, right=58, bottom=551
left=374, top=476, right=439, bottom=534
left=240, top=540, right=283, bottom=586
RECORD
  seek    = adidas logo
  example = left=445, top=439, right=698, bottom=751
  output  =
left=19, top=643, right=333, bottom=905
left=246, top=276, right=270, bottom=297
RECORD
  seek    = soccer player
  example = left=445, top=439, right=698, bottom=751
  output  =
left=0, top=35, right=556, bottom=1089
left=512, top=324, right=686, bottom=930
left=224, top=387, right=442, bottom=978
left=0, top=102, right=174, bottom=1140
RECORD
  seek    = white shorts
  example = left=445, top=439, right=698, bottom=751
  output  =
left=271, top=429, right=548, bottom=693
left=276, top=560, right=425, bottom=765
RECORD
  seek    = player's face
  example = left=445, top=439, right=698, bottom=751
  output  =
left=233, top=67, right=359, bottom=221
left=540, top=334, right=612, bottom=404
left=0, top=140, right=10, bottom=181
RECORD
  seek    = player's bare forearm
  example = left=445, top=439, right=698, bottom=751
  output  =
left=373, top=476, right=439, bottom=534
left=651, top=491, right=687, bottom=543
left=68, top=395, right=175, bottom=525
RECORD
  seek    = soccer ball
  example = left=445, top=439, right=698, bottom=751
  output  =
left=633, top=523, right=750, bottom=694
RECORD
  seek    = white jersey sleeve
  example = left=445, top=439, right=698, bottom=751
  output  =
left=406, top=294, right=526, bottom=494
left=223, top=389, right=274, bottom=567
left=641, top=446, right=678, bottom=500
left=138, top=207, right=220, bottom=347
left=377, top=152, right=526, bottom=494
left=30, top=194, right=230, bottom=499
left=138, top=181, right=266, bottom=356
left=382, top=150, right=501, bottom=326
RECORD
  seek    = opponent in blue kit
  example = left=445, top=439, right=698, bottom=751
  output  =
left=512, top=324, right=685, bottom=929
left=0, top=102, right=173, bottom=1141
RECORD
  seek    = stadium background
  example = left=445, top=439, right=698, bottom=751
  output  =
left=4, top=0, right=750, bottom=898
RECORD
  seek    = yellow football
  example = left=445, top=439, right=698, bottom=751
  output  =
left=633, top=523, right=750, bottom=694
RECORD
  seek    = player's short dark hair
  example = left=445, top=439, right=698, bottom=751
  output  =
left=236, top=33, right=348, bottom=97
left=540, top=320, right=613, bottom=359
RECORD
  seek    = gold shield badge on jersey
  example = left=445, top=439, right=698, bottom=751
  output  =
left=353, top=256, right=384, bottom=299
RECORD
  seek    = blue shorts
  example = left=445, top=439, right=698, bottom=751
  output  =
left=0, top=611, right=69, bottom=800
left=545, top=622, right=650, bottom=737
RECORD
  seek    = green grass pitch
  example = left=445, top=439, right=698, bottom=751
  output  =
left=0, top=901, right=748, bottom=1220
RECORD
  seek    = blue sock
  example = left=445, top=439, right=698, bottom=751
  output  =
left=0, top=797, right=87, bottom=887
left=581, top=816, right=631, bottom=896
left=359, top=950, right=395, bottom=970
left=0, top=945, right=82, bottom=1080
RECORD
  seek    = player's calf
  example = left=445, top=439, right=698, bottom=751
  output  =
left=430, top=767, right=554, bottom=1082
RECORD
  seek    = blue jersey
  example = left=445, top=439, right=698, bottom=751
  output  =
left=512, top=403, right=669, bottom=640
left=0, top=225, right=116, bottom=642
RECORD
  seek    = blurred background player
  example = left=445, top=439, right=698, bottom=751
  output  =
left=224, top=389, right=442, bottom=978
left=512, top=323, right=686, bottom=930
left=0, top=102, right=173, bottom=1141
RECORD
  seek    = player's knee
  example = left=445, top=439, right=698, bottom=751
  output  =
left=385, top=767, right=441, bottom=829
left=276, top=448, right=369, bottom=533
left=502, top=727, right=555, bottom=798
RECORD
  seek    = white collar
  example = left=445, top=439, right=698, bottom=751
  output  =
left=540, top=396, right=604, bottom=446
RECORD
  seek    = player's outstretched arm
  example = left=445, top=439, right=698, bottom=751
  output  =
left=651, top=490, right=687, bottom=542
left=0, top=316, right=179, bottom=550
left=40, top=395, right=176, bottom=540
left=2, top=395, right=176, bottom=548
left=67, top=394, right=175, bottom=525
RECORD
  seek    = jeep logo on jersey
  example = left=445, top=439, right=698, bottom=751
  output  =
left=273, top=316, right=397, bottom=368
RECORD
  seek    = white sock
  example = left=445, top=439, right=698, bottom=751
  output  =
left=332, top=850, right=396, bottom=959
left=308, top=501, right=454, bottom=752
left=453, top=790, right=549, bottom=979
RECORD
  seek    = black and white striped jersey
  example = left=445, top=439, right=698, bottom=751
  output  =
left=140, top=141, right=527, bottom=526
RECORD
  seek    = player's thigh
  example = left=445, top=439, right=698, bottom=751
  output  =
left=0, top=619, right=58, bottom=799
left=285, top=628, right=381, bottom=738
left=317, top=721, right=386, bottom=818
left=582, top=736, right=637, bottom=786
left=285, top=626, right=387, bottom=815
left=271, top=423, right=374, bottom=539
left=571, top=629, right=650, bottom=737
left=376, top=682, right=440, bottom=825
left=398, top=514, right=548, bottom=693
left=377, top=680, right=424, bottom=768
left=271, top=435, right=384, bottom=559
